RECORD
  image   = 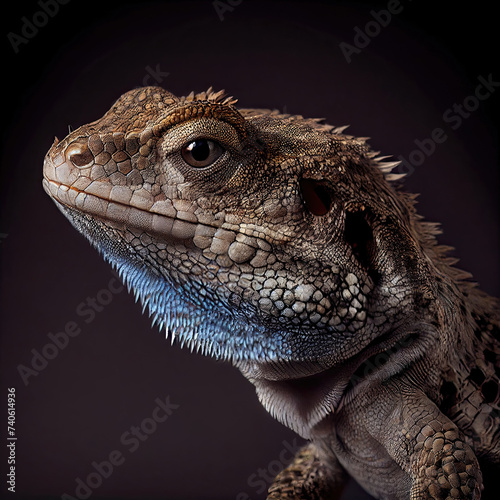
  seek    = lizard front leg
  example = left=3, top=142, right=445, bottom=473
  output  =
left=314, top=382, right=484, bottom=500
left=266, top=442, right=348, bottom=500
left=403, top=400, right=482, bottom=499
left=366, top=383, right=483, bottom=499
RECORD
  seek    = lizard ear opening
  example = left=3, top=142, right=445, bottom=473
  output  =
left=344, top=209, right=378, bottom=280
left=300, top=178, right=333, bottom=216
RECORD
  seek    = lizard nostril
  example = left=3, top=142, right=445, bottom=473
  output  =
left=66, top=140, right=94, bottom=168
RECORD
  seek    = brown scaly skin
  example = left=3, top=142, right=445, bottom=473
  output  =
left=42, top=86, right=500, bottom=499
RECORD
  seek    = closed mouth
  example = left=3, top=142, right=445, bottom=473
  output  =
left=42, top=177, right=203, bottom=243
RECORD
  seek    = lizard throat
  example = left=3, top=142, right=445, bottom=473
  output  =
left=237, top=328, right=423, bottom=438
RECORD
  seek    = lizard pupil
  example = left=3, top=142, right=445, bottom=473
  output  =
left=190, top=140, right=210, bottom=161
left=181, top=139, right=223, bottom=168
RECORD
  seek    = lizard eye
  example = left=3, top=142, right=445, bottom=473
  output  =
left=181, top=139, right=224, bottom=168
left=66, top=140, right=94, bottom=168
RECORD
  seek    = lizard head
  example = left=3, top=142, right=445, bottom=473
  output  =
left=43, top=86, right=441, bottom=437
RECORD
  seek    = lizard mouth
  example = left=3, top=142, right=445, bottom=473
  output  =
left=237, top=326, right=422, bottom=438
left=42, top=178, right=204, bottom=245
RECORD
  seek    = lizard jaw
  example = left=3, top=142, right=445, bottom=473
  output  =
left=41, top=177, right=374, bottom=366
left=42, top=178, right=296, bottom=362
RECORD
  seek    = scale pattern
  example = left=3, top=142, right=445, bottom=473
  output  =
left=43, top=86, right=499, bottom=499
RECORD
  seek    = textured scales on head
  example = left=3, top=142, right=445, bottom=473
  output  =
left=43, top=85, right=499, bottom=499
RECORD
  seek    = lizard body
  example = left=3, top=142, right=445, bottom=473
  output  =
left=43, top=86, right=500, bottom=499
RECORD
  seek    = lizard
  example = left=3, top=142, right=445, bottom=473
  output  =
left=42, top=85, right=500, bottom=499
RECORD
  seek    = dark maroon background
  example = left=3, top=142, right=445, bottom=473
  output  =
left=1, top=1, right=498, bottom=499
